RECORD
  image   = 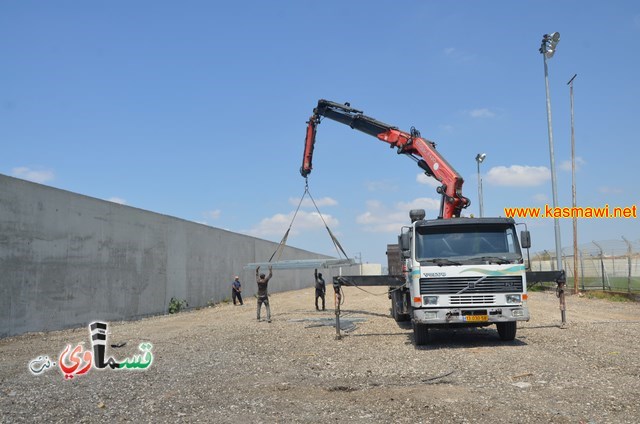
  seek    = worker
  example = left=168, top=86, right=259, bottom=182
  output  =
left=255, top=265, right=273, bottom=323
left=314, top=268, right=326, bottom=311
left=231, top=275, right=243, bottom=306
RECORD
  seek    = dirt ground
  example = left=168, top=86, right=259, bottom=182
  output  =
left=1, top=287, right=640, bottom=423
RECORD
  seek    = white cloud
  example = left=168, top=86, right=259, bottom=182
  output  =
left=246, top=210, right=339, bottom=238
left=107, top=197, right=127, bottom=205
left=559, top=156, right=586, bottom=172
left=11, top=167, right=54, bottom=183
left=288, top=196, right=337, bottom=208
left=485, top=165, right=550, bottom=187
left=356, top=197, right=440, bottom=233
left=469, top=108, right=495, bottom=119
left=397, top=198, right=441, bottom=211
left=203, top=209, right=221, bottom=220
left=416, top=173, right=441, bottom=188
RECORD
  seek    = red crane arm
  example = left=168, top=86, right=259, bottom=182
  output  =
left=376, top=128, right=467, bottom=219
left=300, top=115, right=319, bottom=179
left=300, top=99, right=470, bottom=219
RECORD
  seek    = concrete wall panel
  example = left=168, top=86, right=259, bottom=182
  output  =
left=0, top=174, right=336, bottom=337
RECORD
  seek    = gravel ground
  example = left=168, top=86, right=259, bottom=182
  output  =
left=1, top=288, right=640, bottom=423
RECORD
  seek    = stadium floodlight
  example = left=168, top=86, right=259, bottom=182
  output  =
left=540, top=32, right=560, bottom=58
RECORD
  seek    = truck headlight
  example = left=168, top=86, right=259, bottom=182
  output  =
left=506, top=294, right=522, bottom=304
left=422, top=296, right=438, bottom=305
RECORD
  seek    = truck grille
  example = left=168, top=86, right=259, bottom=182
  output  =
left=420, top=276, right=523, bottom=295
left=449, top=295, right=495, bottom=305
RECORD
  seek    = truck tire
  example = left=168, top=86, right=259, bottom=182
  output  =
left=413, top=322, right=430, bottom=345
left=391, top=298, right=398, bottom=320
left=391, top=292, right=410, bottom=322
left=496, top=321, right=517, bottom=341
left=397, top=312, right=411, bottom=322
left=398, top=293, right=411, bottom=322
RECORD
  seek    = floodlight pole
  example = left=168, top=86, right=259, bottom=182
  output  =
left=475, top=153, right=486, bottom=217
left=540, top=34, right=563, bottom=274
left=568, top=74, right=579, bottom=294
left=540, top=32, right=566, bottom=327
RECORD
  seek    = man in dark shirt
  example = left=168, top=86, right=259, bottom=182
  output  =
left=256, top=265, right=273, bottom=323
left=314, top=268, right=326, bottom=311
left=231, top=276, right=243, bottom=305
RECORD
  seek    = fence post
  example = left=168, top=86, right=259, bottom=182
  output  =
left=579, top=248, right=585, bottom=291
left=593, top=241, right=605, bottom=291
left=622, top=236, right=632, bottom=294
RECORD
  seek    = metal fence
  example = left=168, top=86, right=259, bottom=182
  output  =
left=529, top=238, right=640, bottom=293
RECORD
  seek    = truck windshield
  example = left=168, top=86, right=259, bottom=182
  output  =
left=415, top=224, right=522, bottom=263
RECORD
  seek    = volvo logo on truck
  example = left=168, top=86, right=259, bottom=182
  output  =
left=424, top=272, right=446, bottom=277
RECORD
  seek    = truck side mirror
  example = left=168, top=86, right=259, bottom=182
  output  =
left=520, top=230, right=531, bottom=249
left=399, top=232, right=411, bottom=258
left=399, top=232, right=410, bottom=250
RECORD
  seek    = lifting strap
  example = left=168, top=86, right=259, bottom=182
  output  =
left=267, top=178, right=350, bottom=263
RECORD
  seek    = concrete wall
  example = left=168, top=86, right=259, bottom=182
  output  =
left=0, top=174, right=341, bottom=338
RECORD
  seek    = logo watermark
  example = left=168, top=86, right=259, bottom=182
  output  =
left=504, top=204, right=637, bottom=219
left=28, top=321, right=153, bottom=380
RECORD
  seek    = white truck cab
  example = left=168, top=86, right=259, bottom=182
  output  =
left=392, top=209, right=530, bottom=345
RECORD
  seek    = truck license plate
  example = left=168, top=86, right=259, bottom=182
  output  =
left=464, top=315, right=488, bottom=322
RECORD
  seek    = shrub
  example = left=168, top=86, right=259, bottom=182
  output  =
left=168, top=297, right=188, bottom=314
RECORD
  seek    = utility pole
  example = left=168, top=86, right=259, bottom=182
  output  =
left=568, top=74, right=579, bottom=294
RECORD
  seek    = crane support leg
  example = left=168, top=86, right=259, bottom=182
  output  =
left=334, top=283, right=342, bottom=340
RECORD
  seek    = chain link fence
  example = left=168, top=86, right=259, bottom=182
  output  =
left=529, top=238, right=640, bottom=293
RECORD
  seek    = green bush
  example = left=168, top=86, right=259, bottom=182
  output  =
left=168, top=297, right=188, bottom=314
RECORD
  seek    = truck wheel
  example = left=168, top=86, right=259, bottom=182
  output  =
left=496, top=321, right=517, bottom=341
left=398, top=312, right=411, bottom=322
left=413, top=322, right=430, bottom=345
left=391, top=293, right=410, bottom=322
left=391, top=298, right=398, bottom=320
left=398, top=294, right=411, bottom=322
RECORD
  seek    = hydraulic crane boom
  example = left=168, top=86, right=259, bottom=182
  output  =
left=300, top=99, right=470, bottom=219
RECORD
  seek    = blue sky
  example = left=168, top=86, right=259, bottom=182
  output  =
left=2, top=1, right=639, bottom=266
